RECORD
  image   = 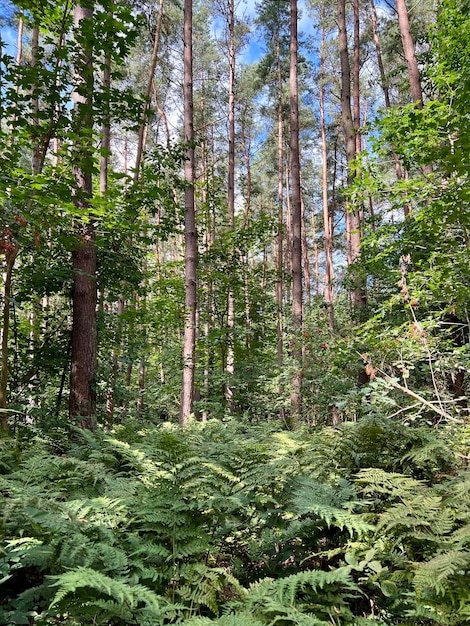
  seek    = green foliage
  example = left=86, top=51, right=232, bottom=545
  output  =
left=1, top=419, right=469, bottom=624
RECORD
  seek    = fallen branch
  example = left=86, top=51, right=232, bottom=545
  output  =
left=383, top=375, right=464, bottom=424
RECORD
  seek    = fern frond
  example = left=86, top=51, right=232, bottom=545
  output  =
left=272, top=568, right=356, bottom=606
left=355, top=469, right=425, bottom=500
left=292, top=477, right=373, bottom=538
left=49, top=566, right=165, bottom=610
left=413, top=549, right=470, bottom=596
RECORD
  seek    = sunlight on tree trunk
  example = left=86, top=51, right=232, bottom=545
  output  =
left=320, top=19, right=334, bottom=329
left=290, top=0, right=303, bottom=424
left=180, top=0, right=197, bottom=426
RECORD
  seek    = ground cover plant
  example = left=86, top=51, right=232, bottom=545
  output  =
left=1, top=418, right=469, bottom=625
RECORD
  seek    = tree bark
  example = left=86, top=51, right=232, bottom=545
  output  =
left=179, top=0, right=197, bottom=425
left=276, top=24, right=284, bottom=375
left=395, top=0, right=424, bottom=107
left=320, top=19, right=334, bottom=328
left=370, top=0, right=406, bottom=193
left=69, top=3, right=97, bottom=430
left=0, top=248, right=18, bottom=431
left=135, top=0, right=165, bottom=177
left=225, top=0, right=236, bottom=412
left=338, top=0, right=365, bottom=309
left=290, top=0, right=303, bottom=422
left=395, top=0, right=432, bottom=177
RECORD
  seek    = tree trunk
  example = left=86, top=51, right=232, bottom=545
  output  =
left=69, top=3, right=97, bottom=430
left=395, top=0, right=424, bottom=107
left=290, top=0, right=303, bottom=423
left=0, top=248, right=18, bottom=431
left=320, top=20, right=334, bottom=328
left=179, top=0, right=197, bottom=425
left=395, top=0, right=432, bottom=177
left=311, top=208, right=320, bottom=296
left=353, top=0, right=361, bottom=157
left=135, top=0, right=165, bottom=177
left=276, top=25, right=284, bottom=376
left=370, top=0, right=409, bottom=214
left=226, top=0, right=236, bottom=412
left=301, top=194, right=311, bottom=307
left=338, top=0, right=365, bottom=309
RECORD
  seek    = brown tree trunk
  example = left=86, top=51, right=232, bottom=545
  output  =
left=370, top=0, right=391, bottom=109
left=311, top=209, right=320, bottom=296
left=395, top=0, right=433, bottom=178
left=370, top=0, right=409, bottom=215
left=301, top=194, right=311, bottom=307
left=135, top=0, right=165, bottom=176
left=290, top=0, right=303, bottom=423
left=276, top=27, right=284, bottom=376
left=320, top=20, right=334, bottom=329
left=179, top=0, right=197, bottom=425
left=395, top=0, right=424, bottom=107
left=353, top=0, right=361, bottom=157
left=69, top=4, right=97, bottom=430
left=338, top=0, right=365, bottom=309
left=0, top=248, right=18, bottom=431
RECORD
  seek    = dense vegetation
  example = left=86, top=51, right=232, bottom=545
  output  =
left=1, top=419, right=469, bottom=624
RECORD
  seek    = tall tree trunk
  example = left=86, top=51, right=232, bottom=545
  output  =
left=338, top=0, right=365, bottom=309
left=311, top=209, right=319, bottom=296
left=395, top=0, right=424, bottom=107
left=370, top=0, right=391, bottom=109
left=320, top=20, right=334, bottom=328
left=395, top=0, right=433, bottom=177
left=225, top=0, right=236, bottom=412
left=301, top=194, right=311, bottom=307
left=0, top=248, right=18, bottom=431
left=179, top=0, right=197, bottom=425
left=370, top=0, right=409, bottom=215
left=135, top=0, right=165, bottom=176
left=69, top=3, right=97, bottom=430
left=276, top=25, right=284, bottom=379
left=353, top=0, right=361, bottom=157
left=290, top=0, right=303, bottom=423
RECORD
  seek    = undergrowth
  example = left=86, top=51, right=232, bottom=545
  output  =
left=0, top=418, right=469, bottom=625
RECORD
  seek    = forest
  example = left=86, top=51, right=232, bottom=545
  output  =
left=0, top=0, right=469, bottom=622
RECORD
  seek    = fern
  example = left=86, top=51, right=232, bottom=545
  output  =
left=413, top=550, right=470, bottom=596
left=291, top=476, right=374, bottom=538
left=1, top=418, right=469, bottom=625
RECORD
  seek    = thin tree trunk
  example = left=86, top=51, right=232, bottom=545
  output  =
left=0, top=248, right=18, bottom=431
left=225, top=0, right=236, bottom=412
left=285, top=163, right=292, bottom=281
left=179, top=0, right=197, bottom=425
left=370, top=0, right=391, bottom=109
left=320, top=20, right=334, bottom=328
left=395, top=0, right=424, bottom=107
left=240, top=113, right=252, bottom=222
left=135, top=0, right=165, bottom=176
left=311, top=209, right=319, bottom=296
left=301, top=193, right=311, bottom=307
left=396, top=0, right=433, bottom=176
left=276, top=25, right=284, bottom=377
left=338, top=0, right=365, bottom=309
left=290, top=0, right=303, bottom=423
left=106, top=296, right=125, bottom=423
left=370, top=0, right=409, bottom=214
left=69, top=3, right=97, bottom=430
left=353, top=0, right=361, bottom=157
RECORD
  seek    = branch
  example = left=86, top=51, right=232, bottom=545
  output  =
left=382, top=374, right=464, bottom=424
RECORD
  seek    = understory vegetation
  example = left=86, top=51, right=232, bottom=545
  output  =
left=1, top=418, right=469, bottom=625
